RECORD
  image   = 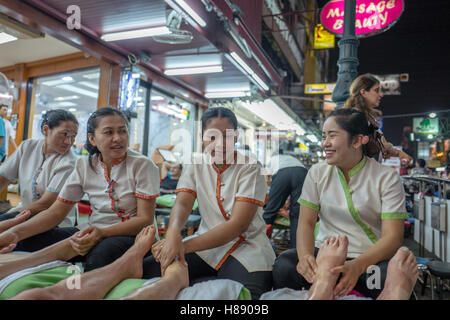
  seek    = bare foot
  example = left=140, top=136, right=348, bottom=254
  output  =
left=122, top=260, right=189, bottom=300
left=308, top=235, right=348, bottom=300
left=119, top=225, right=156, bottom=279
left=377, top=247, right=418, bottom=300
left=0, top=210, right=31, bottom=233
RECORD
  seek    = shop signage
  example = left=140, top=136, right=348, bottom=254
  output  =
left=374, top=74, right=400, bottom=95
left=314, top=24, right=335, bottom=49
left=413, top=117, right=439, bottom=135
left=305, top=83, right=336, bottom=94
left=320, top=0, right=405, bottom=38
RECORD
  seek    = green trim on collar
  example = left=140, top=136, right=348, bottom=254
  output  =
left=298, top=198, right=320, bottom=212
left=381, top=212, right=409, bottom=220
left=349, top=156, right=368, bottom=177
left=336, top=167, right=377, bottom=244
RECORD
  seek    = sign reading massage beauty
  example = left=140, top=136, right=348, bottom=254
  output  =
left=320, top=0, right=405, bottom=38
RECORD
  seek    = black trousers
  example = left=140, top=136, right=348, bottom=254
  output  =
left=263, top=166, right=308, bottom=248
left=142, top=252, right=273, bottom=300
left=272, top=247, right=389, bottom=299
left=14, top=227, right=137, bottom=271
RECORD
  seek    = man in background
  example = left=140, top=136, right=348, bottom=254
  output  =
left=0, top=104, right=16, bottom=206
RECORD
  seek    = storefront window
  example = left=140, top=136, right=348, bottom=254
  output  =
left=30, top=67, right=100, bottom=155
left=148, top=90, right=195, bottom=162
left=128, top=85, right=149, bottom=154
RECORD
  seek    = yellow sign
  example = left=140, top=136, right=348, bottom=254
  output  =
left=305, top=83, right=336, bottom=95
left=314, top=24, right=335, bottom=49
left=298, top=143, right=308, bottom=151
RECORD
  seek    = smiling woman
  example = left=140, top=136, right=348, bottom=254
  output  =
left=272, top=108, right=409, bottom=299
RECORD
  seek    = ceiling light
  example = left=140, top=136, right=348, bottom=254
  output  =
left=151, top=95, right=164, bottom=101
left=166, top=0, right=206, bottom=28
left=79, top=81, right=99, bottom=90
left=429, top=112, right=437, bottom=118
left=68, top=108, right=77, bottom=112
left=82, top=72, right=100, bottom=80
left=101, top=26, right=171, bottom=41
left=306, top=135, right=318, bottom=143
left=205, top=91, right=251, bottom=99
left=62, top=76, right=73, bottom=81
left=0, top=32, right=17, bottom=44
left=226, top=52, right=270, bottom=92
left=240, top=99, right=305, bottom=134
left=54, top=95, right=79, bottom=101
left=57, top=84, right=98, bottom=98
left=164, top=65, right=223, bottom=76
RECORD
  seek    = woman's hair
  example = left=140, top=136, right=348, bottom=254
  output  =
left=40, top=109, right=78, bottom=133
left=201, top=107, right=238, bottom=134
left=343, top=73, right=382, bottom=126
left=85, top=106, right=129, bottom=168
left=327, top=108, right=370, bottom=153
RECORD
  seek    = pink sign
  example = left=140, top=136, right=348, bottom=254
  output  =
left=320, top=0, right=405, bottom=38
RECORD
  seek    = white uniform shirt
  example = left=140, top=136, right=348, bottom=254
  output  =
left=57, top=149, right=160, bottom=229
left=268, top=154, right=304, bottom=176
left=176, top=152, right=275, bottom=273
left=3, top=119, right=15, bottom=156
left=298, top=156, right=408, bottom=258
left=0, top=139, right=77, bottom=225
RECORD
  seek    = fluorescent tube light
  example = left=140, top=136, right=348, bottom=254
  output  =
left=164, top=65, right=223, bottom=76
left=307, top=135, right=318, bottom=143
left=0, top=32, right=17, bottom=44
left=79, top=81, right=99, bottom=90
left=55, top=95, right=79, bottom=101
left=101, top=26, right=171, bottom=41
left=57, top=84, right=98, bottom=98
left=69, top=108, right=77, bottom=112
left=168, top=0, right=206, bottom=27
left=227, top=52, right=269, bottom=91
left=205, top=91, right=250, bottom=99
left=62, top=76, right=73, bottom=81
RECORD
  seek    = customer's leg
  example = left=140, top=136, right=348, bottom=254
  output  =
left=377, top=247, right=418, bottom=300
left=83, top=235, right=136, bottom=272
left=272, top=247, right=318, bottom=290
left=12, top=226, right=157, bottom=300
left=121, top=260, right=189, bottom=300
left=0, top=237, right=80, bottom=280
left=218, top=255, right=272, bottom=300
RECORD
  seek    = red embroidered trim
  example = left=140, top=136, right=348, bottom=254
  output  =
left=175, top=188, right=197, bottom=198
left=235, top=197, right=266, bottom=207
left=135, top=193, right=160, bottom=200
left=214, top=235, right=245, bottom=270
left=57, top=196, right=77, bottom=205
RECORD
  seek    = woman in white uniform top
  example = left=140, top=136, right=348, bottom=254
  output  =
left=272, top=108, right=408, bottom=299
left=0, top=107, right=160, bottom=272
left=145, top=107, right=275, bottom=299
left=0, top=109, right=78, bottom=226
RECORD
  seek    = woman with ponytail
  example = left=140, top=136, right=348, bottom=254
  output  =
left=0, top=109, right=78, bottom=225
left=272, top=109, right=409, bottom=299
left=343, top=73, right=412, bottom=163
left=0, top=107, right=160, bottom=274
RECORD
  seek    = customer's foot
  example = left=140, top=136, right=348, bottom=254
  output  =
left=308, top=235, right=348, bottom=300
left=377, top=247, right=418, bottom=300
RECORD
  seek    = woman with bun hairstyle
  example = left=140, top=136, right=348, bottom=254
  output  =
left=0, top=107, right=160, bottom=275
left=0, top=109, right=78, bottom=226
left=272, top=108, right=409, bottom=299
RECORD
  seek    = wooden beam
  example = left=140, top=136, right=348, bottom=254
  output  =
left=108, top=65, right=121, bottom=107
left=13, top=63, right=27, bottom=145
left=97, top=60, right=110, bottom=109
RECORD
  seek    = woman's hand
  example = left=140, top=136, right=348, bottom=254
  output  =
left=69, top=226, right=104, bottom=256
left=0, top=231, right=19, bottom=254
left=330, top=259, right=365, bottom=297
left=296, top=253, right=318, bottom=284
left=159, top=232, right=187, bottom=275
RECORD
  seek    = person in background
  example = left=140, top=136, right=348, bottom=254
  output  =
left=0, top=110, right=78, bottom=222
left=343, top=73, right=412, bottom=164
left=0, top=104, right=17, bottom=206
left=410, top=158, right=429, bottom=176
left=263, top=150, right=308, bottom=248
left=160, top=162, right=182, bottom=195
